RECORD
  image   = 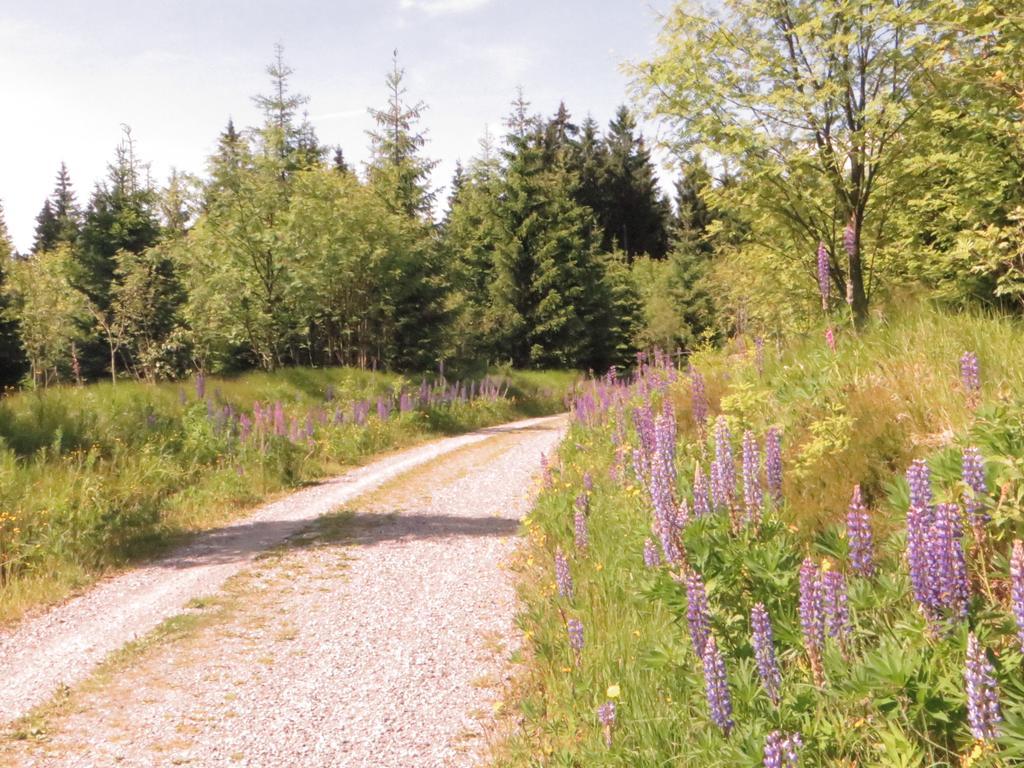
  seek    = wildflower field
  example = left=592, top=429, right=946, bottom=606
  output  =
left=502, top=303, right=1024, bottom=767
left=0, top=366, right=574, bottom=623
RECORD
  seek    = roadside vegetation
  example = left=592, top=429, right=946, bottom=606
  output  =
left=500, top=302, right=1024, bottom=766
left=0, top=366, right=574, bottom=623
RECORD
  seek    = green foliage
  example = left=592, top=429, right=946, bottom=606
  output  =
left=501, top=303, right=1024, bottom=766
left=2, top=246, right=88, bottom=387
left=0, top=366, right=576, bottom=623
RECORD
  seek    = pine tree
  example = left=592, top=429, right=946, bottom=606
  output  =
left=599, top=105, right=671, bottom=260
left=205, top=119, right=252, bottom=206
left=366, top=50, right=439, bottom=218
left=0, top=201, right=28, bottom=385
left=32, top=163, right=80, bottom=253
left=488, top=93, right=603, bottom=367
left=543, top=101, right=579, bottom=163
left=76, top=126, right=161, bottom=310
left=570, top=116, right=604, bottom=208
left=32, top=200, right=59, bottom=254
left=252, top=45, right=322, bottom=178
left=332, top=146, right=351, bottom=175
left=674, top=155, right=713, bottom=251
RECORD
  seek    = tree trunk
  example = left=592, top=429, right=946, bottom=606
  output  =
left=847, top=211, right=869, bottom=327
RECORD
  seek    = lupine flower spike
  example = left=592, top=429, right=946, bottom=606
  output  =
left=799, top=558, right=826, bottom=685
left=643, top=538, right=660, bottom=568
left=817, top=241, right=830, bottom=310
left=742, top=430, right=763, bottom=528
left=962, top=447, right=989, bottom=531
left=574, top=494, right=589, bottom=554
left=822, top=569, right=850, bottom=649
left=965, top=633, right=1001, bottom=741
left=764, top=731, right=803, bottom=768
left=751, top=603, right=782, bottom=705
left=960, top=351, right=980, bottom=400
left=554, top=547, right=573, bottom=600
left=567, top=618, right=584, bottom=665
left=701, top=635, right=734, bottom=736
left=597, top=701, right=616, bottom=747
left=847, top=485, right=875, bottom=577
left=1011, top=540, right=1024, bottom=654
left=686, top=571, right=711, bottom=658
left=825, top=326, right=836, bottom=352
left=764, top=428, right=783, bottom=506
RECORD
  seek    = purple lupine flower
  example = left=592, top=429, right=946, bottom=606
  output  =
left=195, top=372, right=206, bottom=400
left=822, top=570, right=850, bottom=643
left=907, top=459, right=932, bottom=512
left=583, top=471, right=594, bottom=493
left=751, top=603, right=782, bottom=705
left=927, top=503, right=970, bottom=620
left=686, top=571, right=711, bottom=658
left=960, top=351, right=981, bottom=394
left=712, top=416, right=735, bottom=513
left=764, top=731, right=803, bottom=768
left=817, top=241, right=830, bottom=309
left=555, top=547, right=573, bottom=600
left=574, top=506, right=589, bottom=554
left=567, top=618, right=585, bottom=663
left=690, top=367, right=708, bottom=430
left=273, top=401, right=287, bottom=436
left=597, top=701, right=616, bottom=747
left=693, top=465, right=711, bottom=518
left=906, top=502, right=935, bottom=612
left=825, top=326, right=836, bottom=352
left=239, top=414, right=252, bottom=441
left=843, top=220, right=856, bottom=258
left=643, top=538, right=661, bottom=568
left=1011, top=540, right=1024, bottom=653
left=962, top=447, right=989, bottom=527
left=847, top=485, right=875, bottom=577
left=764, top=428, right=783, bottom=505
left=676, top=498, right=692, bottom=530
left=701, top=636, right=734, bottom=736
left=742, top=430, right=763, bottom=526
left=965, top=633, right=1001, bottom=741
left=799, top=558, right=826, bottom=685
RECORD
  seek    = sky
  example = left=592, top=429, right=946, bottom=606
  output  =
left=0, top=0, right=673, bottom=253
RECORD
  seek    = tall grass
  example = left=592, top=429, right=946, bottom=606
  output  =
left=499, top=301, right=1024, bottom=766
left=0, top=367, right=576, bottom=623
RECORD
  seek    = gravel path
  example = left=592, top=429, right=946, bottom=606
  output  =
left=0, top=415, right=562, bottom=729
left=2, top=414, right=564, bottom=767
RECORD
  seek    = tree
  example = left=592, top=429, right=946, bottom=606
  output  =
left=366, top=50, right=439, bottom=218
left=637, top=0, right=935, bottom=325
left=110, top=245, right=188, bottom=381
left=570, top=115, right=608, bottom=235
left=32, top=162, right=80, bottom=254
left=76, top=126, right=161, bottom=310
left=251, top=44, right=322, bottom=175
left=2, top=245, right=88, bottom=387
left=599, top=105, right=671, bottom=259
left=487, top=95, right=604, bottom=367
left=205, top=119, right=251, bottom=207
left=0, top=202, right=27, bottom=385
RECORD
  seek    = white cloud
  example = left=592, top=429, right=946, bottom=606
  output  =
left=398, top=0, right=493, bottom=15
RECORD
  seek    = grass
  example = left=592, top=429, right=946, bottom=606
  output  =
left=0, top=365, right=577, bottom=623
left=498, top=300, right=1024, bottom=767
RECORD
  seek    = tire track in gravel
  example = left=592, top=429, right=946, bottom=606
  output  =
left=2, top=414, right=565, bottom=767
left=0, top=415, right=564, bottom=731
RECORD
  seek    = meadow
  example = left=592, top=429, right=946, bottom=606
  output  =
left=0, top=366, right=575, bottom=623
left=501, top=301, right=1024, bottom=767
